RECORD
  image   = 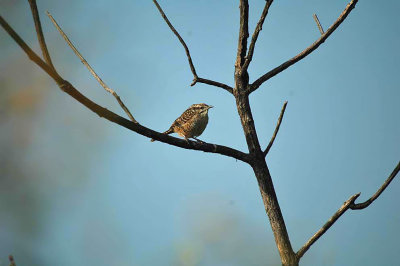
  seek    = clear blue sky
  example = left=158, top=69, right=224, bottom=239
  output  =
left=1, top=0, right=399, bottom=265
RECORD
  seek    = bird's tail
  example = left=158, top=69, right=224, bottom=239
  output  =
left=150, top=128, right=174, bottom=142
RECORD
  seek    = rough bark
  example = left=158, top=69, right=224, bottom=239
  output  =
left=234, top=71, right=297, bottom=265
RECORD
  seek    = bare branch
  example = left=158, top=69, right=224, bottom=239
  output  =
left=46, top=12, right=138, bottom=124
left=152, top=0, right=196, bottom=76
left=297, top=161, right=400, bottom=259
left=313, top=14, right=324, bottom=35
left=191, top=77, right=233, bottom=94
left=296, top=193, right=361, bottom=259
left=9, top=255, right=16, bottom=266
left=264, top=101, right=287, bottom=156
left=28, top=0, right=55, bottom=69
left=242, top=0, right=274, bottom=71
left=250, top=0, right=358, bottom=93
left=0, top=15, right=250, bottom=163
left=350, top=161, right=400, bottom=210
left=152, top=0, right=232, bottom=94
left=235, top=0, right=249, bottom=69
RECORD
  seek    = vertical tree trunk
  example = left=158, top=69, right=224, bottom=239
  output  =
left=252, top=161, right=298, bottom=266
left=234, top=71, right=298, bottom=266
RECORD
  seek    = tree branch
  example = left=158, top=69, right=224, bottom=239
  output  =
left=242, top=0, right=274, bottom=71
left=263, top=101, right=287, bottom=156
left=297, top=161, right=400, bottom=259
left=250, top=0, right=358, bottom=93
left=235, top=0, right=249, bottom=70
left=350, top=161, right=400, bottom=210
left=28, top=0, right=55, bottom=69
left=296, top=193, right=361, bottom=259
left=46, top=11, right=138, bottom=123
left=152, top=0, right=232, bottom=94
left=313, top=14, right=324, bottom=35
left=191, top=77, right=233, bottom=94
left=0, top=15, right=250, bottom=164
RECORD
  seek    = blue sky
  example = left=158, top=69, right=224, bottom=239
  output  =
left=1, top=1, right=399, bottom=265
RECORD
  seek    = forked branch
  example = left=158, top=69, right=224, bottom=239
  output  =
left=297, top=161, right=400, bottom=259
left=28, top=0, right=55, bottom=69
left=0, top=14, right=249, bottom=163
left=250, top=0, right=358, bottom=93
left=152, top=0, right=233, bottom=94
left=264, top=101, right=287, bottom=156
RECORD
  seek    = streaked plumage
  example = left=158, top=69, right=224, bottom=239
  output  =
left=151, top=103, right=213, bottom=142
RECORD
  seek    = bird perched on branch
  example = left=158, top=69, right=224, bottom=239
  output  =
left=151, top=103, right=213, bottom=142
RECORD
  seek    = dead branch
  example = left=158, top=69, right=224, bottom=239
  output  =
left=264, top=101, right=287, bottom=156
left=152, top=0, right=233, bottom=94
left=296, top=193, right=361, bottom=259
left=46, top=12, right=137, bottom=123
left=250, top=0, right=358, bottom=93
left=242, top=0, right=274, bottom=71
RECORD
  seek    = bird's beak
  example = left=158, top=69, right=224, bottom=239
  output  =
left=208, top=105, right=214, bottom=109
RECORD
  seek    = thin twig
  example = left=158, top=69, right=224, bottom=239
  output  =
left=313, top=14, right=324, bottom=35
left=152, top=0, right=232, bottom=94
left=264, top=101, right=287, bottom=156
left=250, top=0, right=358, bottom=93
left=296, top=193, right=361, bottom=259
left=350, top=161, right=400, bottom=209
left=46, top=11, right=138, bottom=123
left=243, top=0, right=274, bottom=71
left=0, top=15, right=250, bottom=163
left=9, top=255, right=16, bottom=266
left=28, top=0, right=55, bottom=69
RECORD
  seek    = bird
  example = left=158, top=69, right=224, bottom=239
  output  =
left=151, top=103, right=213, bottom=142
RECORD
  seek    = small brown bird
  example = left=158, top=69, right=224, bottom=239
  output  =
left=151, top=103, right=213, bottom=142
